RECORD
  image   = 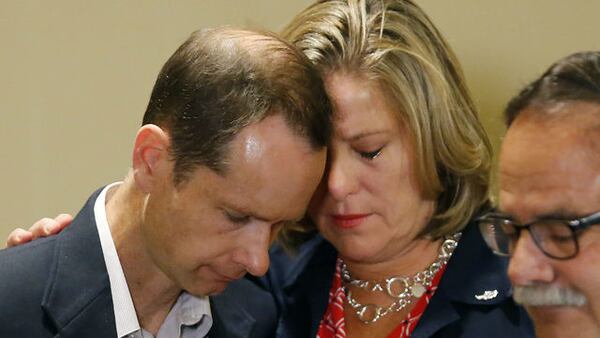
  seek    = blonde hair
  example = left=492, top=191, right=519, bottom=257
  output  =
left=281, top=0, right=492, bottom=242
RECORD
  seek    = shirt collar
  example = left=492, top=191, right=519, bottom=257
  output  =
left=157, top=292, right=213, bottom=337
left=95, top=182, right=140, bottom=337
left=94, top=183, right=212, bottom=337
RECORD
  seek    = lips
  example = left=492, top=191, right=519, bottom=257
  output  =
left=331, top=213, right=370, bottom=229
left=215, top=273, right=234, bottom=282
left=212, top=269, right=245, bottom=283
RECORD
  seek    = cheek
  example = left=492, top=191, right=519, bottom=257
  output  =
left=307, top=180, right=328, bottom=219
left=571, top=241, right=600, bottom=292
left=143, top=196, right=176, bottom=244
left=543, top=240, right=600, bottom=317
left=361, top=164, right=403, bottom=215
left=364, top=169, right=389, bottom=195
left=381, top=155, right=421, bottom=199
left=155, top=204, right=224, bottom=262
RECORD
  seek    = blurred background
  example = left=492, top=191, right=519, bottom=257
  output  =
left=1, top=0, right=599, bottom=244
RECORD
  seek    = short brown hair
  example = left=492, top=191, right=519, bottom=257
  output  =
left=505, top=51, right=600, bottom=126
left=143, top=27, right=332, bottom=184
left=281, top=0, right=492, bottom=240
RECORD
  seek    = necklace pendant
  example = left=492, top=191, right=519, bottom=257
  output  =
left=411, top=283, right=426, bottom=297
left=358, top=304, right=382, bottom=324
left=340, top=232, right=462, bottom=324
left=371, top=283, right=384, bottom=292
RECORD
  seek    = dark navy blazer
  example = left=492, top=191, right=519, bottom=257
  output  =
left=264, top=222, right=535, bottom=338
left=0, top=189, right=277, bottom=338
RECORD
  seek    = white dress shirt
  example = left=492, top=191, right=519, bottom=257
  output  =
left=95, top=183, right=212, bottom=338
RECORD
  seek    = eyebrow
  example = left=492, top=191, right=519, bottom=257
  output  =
left=497, top=209, right=578, bottom=223
left=342, top=130, right=388, bottom=142
left=536, top=211, right=580, bottom=220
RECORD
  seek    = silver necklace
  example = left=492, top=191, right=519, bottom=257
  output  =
left=341, top=232, right=461, bottom=324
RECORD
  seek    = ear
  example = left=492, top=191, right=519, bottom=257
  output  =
left=132, top=124, right=171, bottom=193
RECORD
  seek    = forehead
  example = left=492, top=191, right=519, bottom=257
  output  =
left=324, top=72, right=402, bottom=136
left=499, top=104, right=600, bottom=218
left=213, top=115, right=325, bottom=221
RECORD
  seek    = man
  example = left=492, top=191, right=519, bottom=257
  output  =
left=478, top=51, right=600, bottom=338
left=0, top=27, right=331, bottom=337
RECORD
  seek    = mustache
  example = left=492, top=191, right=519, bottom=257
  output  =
left=513, top=285, right=587, bottom=307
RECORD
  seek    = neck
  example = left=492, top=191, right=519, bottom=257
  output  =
left=340, top=236, right=448, bottom=334
left=342, top=236, right=444, bottom=281
left=105, top=173, right=181, bottom=334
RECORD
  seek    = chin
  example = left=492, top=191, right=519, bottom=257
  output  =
left=334, top=240, right=384, bottom=263
left=527, top=306, right=599, bottom=338
left=186, top=284, right=225, bottom=297
left=183, top=278, right=229, bottom=297
left=320, top=225, right=401, bottom=262
left=533, top=322, right=599, bottom=338
left=203, top=287, right=227, bottom=296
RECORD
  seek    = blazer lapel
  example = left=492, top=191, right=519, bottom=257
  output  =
left=410, top=287, right=459, bottom=338
left=304, top=249, right=336, bottom=337
left=412, top=222, right=513, bottom=337
left=41, top=190, right=118, bottom=338
left=275, top=236, right=337, bottom=338
left=209, top=290, right=255, bottom=338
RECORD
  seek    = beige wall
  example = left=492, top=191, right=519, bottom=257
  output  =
left=419, top=0, right=600, bottom=196
left=1, top=1, right=599, bottom=245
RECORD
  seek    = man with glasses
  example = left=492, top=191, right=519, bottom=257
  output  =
left=478, top=51, right=600, bottom=338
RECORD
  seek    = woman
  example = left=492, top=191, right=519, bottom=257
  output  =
left=8, top=1, right=533, bottom=337
left=266, top=0, right=533, bottom=337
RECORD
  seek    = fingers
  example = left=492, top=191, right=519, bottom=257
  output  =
left=53, top=213, right=74, bottom=231
left=6, top=228, right=34, bottom=248
left=30, top=214, right=73, bottom=239
left=5, top=213, right=74, bottom=249
left=29, top=217, right=57, bottom=239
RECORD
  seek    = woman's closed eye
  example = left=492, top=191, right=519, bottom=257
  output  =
left=358, top=147, right=383, bottom=160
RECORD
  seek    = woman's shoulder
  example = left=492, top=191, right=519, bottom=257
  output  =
left=414, top=221, right=534, bottom=338
left=441, top=220, right=512, bottom=296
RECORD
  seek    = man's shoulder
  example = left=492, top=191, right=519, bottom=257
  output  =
left=0, top=235, right=58, bottom=292
left=0, top=192, right=98, bottom=297
left=0, top=236, right=59, bottom=336
left=0, top=188, right=108, bottom=336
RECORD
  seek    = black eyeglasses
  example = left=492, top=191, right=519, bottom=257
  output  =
left=477, top=211, right=600, bottom=260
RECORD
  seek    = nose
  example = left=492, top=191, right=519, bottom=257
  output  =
left=232, top=223, right=271, bottom=277
left=326, top=150, right=358, bottom=201
left=508, top=230, right=555, bottom=286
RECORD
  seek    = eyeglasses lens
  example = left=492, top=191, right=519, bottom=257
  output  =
left=479, top=220, right=514, bottom=256
left=529, top=221, right=576, bottom=259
